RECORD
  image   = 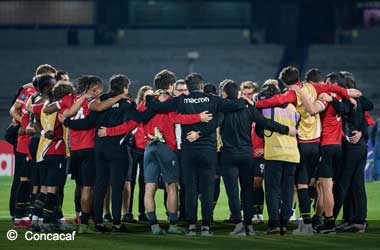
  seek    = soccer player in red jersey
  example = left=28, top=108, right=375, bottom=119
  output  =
left=289, top=72, right=351, bottom=234
left=255, top=67, right=361, bottom=234
left=9, top=64, right=56, bottom=228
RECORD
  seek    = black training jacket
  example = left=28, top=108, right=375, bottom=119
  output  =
left=145, top=91, right=246, bottom=150
left=342, top=96, right=374, bottom=145
left=64, top=93, right=154, bottom=145
left=220, top=97, right=290, bottom=155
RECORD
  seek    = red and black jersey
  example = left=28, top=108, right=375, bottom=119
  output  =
left=251, top=122, right=264, bottom=158
left=58, top=94, right=96, bottom=151
left=16, top=83, right=36, bottom=156
left=106, top=100, right=202, bottom=151
left=320, top=94, right=343, bottom=146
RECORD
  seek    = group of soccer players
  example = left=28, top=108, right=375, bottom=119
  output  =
left=7, top=63, right=373, bottom=236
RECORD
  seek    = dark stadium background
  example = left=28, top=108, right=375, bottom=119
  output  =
left=0, top=0, right=380, bottom=137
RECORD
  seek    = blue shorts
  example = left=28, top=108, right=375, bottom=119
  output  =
left=143, top=142, right=179, bottom=184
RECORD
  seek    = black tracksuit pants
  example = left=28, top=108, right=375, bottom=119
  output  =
left=265, top=160, right=296, bottom=228
left=128, top=148, right=145, bottom=215
left=181, top=148, right=217, bottom=226
left=333, top=141, right=367, bottom=224
left=94, top=141, right=128, bottom=225
left=220, top=151, right=254, bottom=225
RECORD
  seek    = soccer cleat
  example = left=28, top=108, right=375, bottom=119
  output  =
left=57, top=219, right=73, bottom=231
left=138, top=213, right=149, bottom=222
left=246, top=225, right=257, bottom=236
left=103, top=213, right=113, bottom=223
left=345, top=223, right=366, bottom=233
left=293, top=219, right=314, bottom=234
left=289, top=209, right=297, bottom=222
left=78, top=224, right=89, bottom=234
left=95, top=224, right=111, bottom=233
left=40, top=223, right=54, bottom=232
left=312, top=215, right=324, bottom=230
left=201, top=226, right=214, bottom=237
left=230, top=222, right=247, bottom=236
left=112, top=224, right=129, bottom=233
left=13, top=217, right=32, bottom=229
left=14, top=217, right=32, bottom=229
left=281, top=227, right=288, bottom=235
left=122, top=213, right=137, bottom=223
left=185, top=225, right=197, bottom=236
left=252, top=214, right=264, bottom=225
left=75, top=213, right=81, bottom=224
left=267, top=227, right=281, bottom=235
left=151, top=224, right=166, bottom=235
left=167, top=225, right=185, bottom=235
left=30, top=215, right=42, bottom=230
left=336, top=221, right=350, bottom=231
left=315, top=223, right=336, bottom=234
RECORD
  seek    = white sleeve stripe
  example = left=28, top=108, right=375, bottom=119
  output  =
left=56, top=101, right=61, bottom=109
left=316, top=100, right=327, bottom=111
left=88, top=99, right=96, bottom=109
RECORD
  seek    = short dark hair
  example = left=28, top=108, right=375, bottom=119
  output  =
left=87, top=75, right=102, bottom=90
left=203, top=84, right=217, bottom=95
left=35, top=74, right=56, bottom=93
left=326, top=72, right=346, bottom=88
left=341, top=71, right=356, bottom=88
left=110, top=74, right=130, bottom=95
left=53, top=81, right=74, bottom=100
left=154, top=69, right=176, bottom=90
left=174, top=79, right=186, bottom=90
left=279, top=66, right=300, bottom=85
left=185, top=73, right=204, bottom=91
left=75, top=76, right=90, bottom=94
left=305, top=68, right=323, bottom=83
left=259, top=79, right=280, bottom=99
left=56, top=70, right=68, bottom=81
left=221, top=79, right=239, bottom=99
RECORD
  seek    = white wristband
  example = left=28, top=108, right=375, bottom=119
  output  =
left=41, top=130, right=46, bottom=137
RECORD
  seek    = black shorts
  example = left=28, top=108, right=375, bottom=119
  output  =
left=15, top=153, right=31, bottom=179
left=318, top=145, right=342, bottom=179
left=253, top=157, right=265, bottom=178
left=28, top=136, right=41, bottom=186
left=70, top=148, right=96, bottom=186
left=28, top=136, right=40, bottom=161
left=144, top=142, right=179, bottom=184
left=40, top=155, right=66, bottom=187
left=296, top=142, right=320, bottom=185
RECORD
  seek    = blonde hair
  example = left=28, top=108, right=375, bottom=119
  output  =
left=240, top=81, right=259, bottom=94
left=136, top=85, right=153, bottom=105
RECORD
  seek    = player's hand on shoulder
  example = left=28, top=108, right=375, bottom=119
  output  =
left=200, top=111, right=213, bottom=122
left=97, top=126, right=108, bottom=137
left=186, top=131, right=200, bottom=142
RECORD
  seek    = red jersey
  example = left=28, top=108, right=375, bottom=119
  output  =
left=320, top=95, right=343, bottom=146
left=106, top=100, right=201, bottom=152
left=16, top=83, right=36, bottom=155
left=256, top=82, right=350, bottom=108
left=58, top=94, right=95, bottom=150
left=251, top=122, right=264, bottom=158
left=365, top=112, right=375, bottom=126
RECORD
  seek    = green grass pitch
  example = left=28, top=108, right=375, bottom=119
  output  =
left=0, top=176, right=379, bottom=250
